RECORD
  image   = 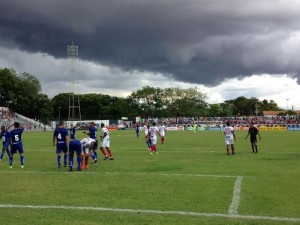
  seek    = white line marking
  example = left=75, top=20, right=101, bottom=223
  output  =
left=0, top=204, right=299, bottom=222
left=228, top=176, right=243, bottom=215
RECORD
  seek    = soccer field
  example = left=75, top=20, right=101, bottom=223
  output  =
left=0, top=129, right=299, bottom=225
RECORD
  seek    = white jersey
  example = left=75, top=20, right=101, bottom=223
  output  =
left=101, top=127, right=110, bottom=139
left=224, top=126, right=234, bottom=144
left=224, top=126, right=234, bottom=139
left=158, top=125, right=166, bottom=136
left=81, top=137, right=96, bottom=153
left=101, top=126, right=110, bottom=147
left=149, top=125, right=158, bottom=139
left=143, top=125, right=148, bottom=136
left=81, top=137, right=96, bottom=148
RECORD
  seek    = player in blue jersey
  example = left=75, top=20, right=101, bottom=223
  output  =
left=0, top=125, right=11, bottom=162
left=53, top=121, right=69, bottom=168
left=9, top=122, right=25, bottom=168
left=69, top=124, right=78, bottom=140
left=135, top=123, right=140, bottom=138
left=68, top=138, right=82, bottom=171
left=83, top=121, right=98, bottom=163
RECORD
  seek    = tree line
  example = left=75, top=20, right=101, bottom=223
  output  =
left=1, top=68, right=288, bottom=125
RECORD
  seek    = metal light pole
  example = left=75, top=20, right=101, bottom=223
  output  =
left=286, top=99, right=289, bottom=111
left=67, top=41, right=81, bottom=121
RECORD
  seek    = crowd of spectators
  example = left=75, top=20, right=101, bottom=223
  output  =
left=157, top=115, right=299, bottom=127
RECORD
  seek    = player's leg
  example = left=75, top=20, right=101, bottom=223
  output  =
left=18, top=147, right=25, bottom=168
left=69, top=147, right=75, bottom=171
left=231, top=144, right=235, bottom=155
left=161, top=134, right=164, bottom=144
left=56, top=147, right=62, bottom=168
left=100, top=139, right=109, bottom=160
left=75, top=145, right=82, bottom=171
left=146, top=138, right=152, bottom=151
left=151, top=138, right=157, bottom=154
left=225, top=139, right=230, bottom=155
left=254, top=139, right=258, bottom=153
left=84, top=147, right=89, bottom=169
left=0, top=148, right=5, bottom=161
left=63, top=146, right=68, bottom=167
left=9, top=148, right=15, bottom=168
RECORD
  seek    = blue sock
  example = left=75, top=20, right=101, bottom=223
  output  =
left=69, top=157, right=73, bottom=170
left=9, top=156, right=13, bottom=166
left=0, top=152, right=4, bottom=160
left=77, top=157, right=81, bottom=170
left=57, top=155, right=61, bottom=167
left=94, top=151, right=98, bottom=159
left=64, top=154, right=68, bottom=165
left=90, top=152, right=95, bottom=160
left=20, top=155, right=24, bottom=165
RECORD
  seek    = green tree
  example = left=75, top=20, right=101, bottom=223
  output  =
left=0, top=68, right=53, bottom=123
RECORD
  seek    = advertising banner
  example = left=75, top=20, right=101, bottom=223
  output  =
left=287, top=125, right=300, bottom=131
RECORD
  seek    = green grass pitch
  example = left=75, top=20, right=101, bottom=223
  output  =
left=0, top=129, right=299, bottom=225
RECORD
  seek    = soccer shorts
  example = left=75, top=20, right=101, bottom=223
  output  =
left=101, top=138, right=110, bottom=148
left=10, top=143, right=24, bottom=154
left=225, top=138, right=234, bottom=145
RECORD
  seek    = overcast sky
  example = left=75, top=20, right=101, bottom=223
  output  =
left=1, top=0, right=300, bottom=110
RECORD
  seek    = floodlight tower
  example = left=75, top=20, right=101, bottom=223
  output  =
left=67, top=41, right=81, bottom=121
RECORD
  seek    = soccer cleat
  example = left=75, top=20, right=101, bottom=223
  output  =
left=103, top=156, right=109, bottom=160
left=84, top=165, right=89, bottom=169
left=93, top=159, right=98, bottom=164
left=150, top=152, right=153, bottom=155
left=69, top=168, right=73, bottom=172
left=9, top=165, right=12, bottom=169
left=110, top=157, right=114, bottom=160
left=21, top=165, right=24, bottom=168
left=64, top=164, right=68, bottom=167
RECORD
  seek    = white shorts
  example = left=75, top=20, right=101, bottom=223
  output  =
left=160, top=132, right=165, bottom=137
left=82, top=147, right=90, bottom=154
left=225, top=138, right=234, bottom=145
left=151, top=136, right=157, bottom=145
left=101, top=138, right=110, bottom=148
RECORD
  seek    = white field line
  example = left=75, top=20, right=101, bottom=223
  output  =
left=0, top=204, right=299, bottom=223
left=228, top=176, right=243, bottom=215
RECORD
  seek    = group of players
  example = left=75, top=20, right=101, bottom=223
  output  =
left=0, top=120, right=261, bottom=169
left=140, top=122, right=167, bottom=155
left=0, top=122, right=25, bottom=168
left=224, top=121, right=262, bottom=155
left=53, top=121, right=114, bottom=171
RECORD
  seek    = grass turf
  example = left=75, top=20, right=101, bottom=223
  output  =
left=0, top=129, right=299, bottom=225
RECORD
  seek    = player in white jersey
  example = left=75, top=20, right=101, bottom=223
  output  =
left=224, top=122, right=236, bottom=155
left=158, top=123, right=167, bottom=144
left=80, top=137, right=96, bottom=169
left=148, top=122, right=160, bottom=155
left=143, top=123, right=152, bottom=151
left=99, top=123, right=114, bottom=160
left=143, top=123, right=149, bottom=137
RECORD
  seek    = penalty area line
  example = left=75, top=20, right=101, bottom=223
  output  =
left=228, top=176, right=243, bottom=215
left=0, top=204, right=299, bottom=222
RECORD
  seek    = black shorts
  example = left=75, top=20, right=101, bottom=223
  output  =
left=250, top=137, right=257, bottom=143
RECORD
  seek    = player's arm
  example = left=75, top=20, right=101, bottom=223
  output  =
left=53, top=134, right=56, bottom=146
left=232, top=131, right=236, bottom=141
left=245, top=132, right=249, bottom=139
left=83, top=130, right=91, bottom=135
left=66, top=135, right=70, bottom=145
left=257, top=131, right=261, bottom=141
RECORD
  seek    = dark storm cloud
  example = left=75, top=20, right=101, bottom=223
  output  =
left=1, top=0, right=300, bottom=85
